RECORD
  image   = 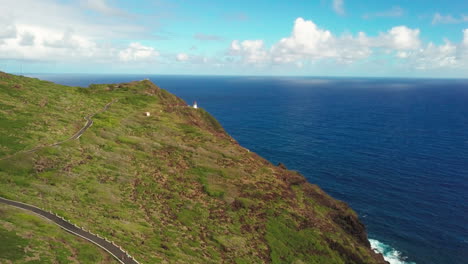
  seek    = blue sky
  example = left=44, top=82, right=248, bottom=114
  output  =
left=0, top=0, right=467, bottom=77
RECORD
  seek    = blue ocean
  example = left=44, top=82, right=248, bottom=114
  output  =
left=29, top=74, right=468, bottom=264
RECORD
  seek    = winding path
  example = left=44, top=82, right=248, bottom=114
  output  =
left=1, top=99, right=141, bottom=264
left=1, top=99, right=117, bottom=159
left=0, top=197, right=139, bottom=264
left=42, top=99, right=117, bottom=147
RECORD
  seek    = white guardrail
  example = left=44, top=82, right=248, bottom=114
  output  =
left=0, top=196, right=140, bottom=264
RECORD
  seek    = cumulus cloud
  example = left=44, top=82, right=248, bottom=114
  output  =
left=119, top=43, right=159, bottom=62
left=380, top=30, right=468, bottom=70
left=230, top=40, right=269, bottom=64
left=233, top=18, right=421, bottom=66
left=377, top=26, right=421, bottom=50
left=273, top=18, right=335, bottom=58
left=333, top=0, right=345, bottom=15
left=403, top=41, right=459, bottom=70
left=270, top=18, right=374, bottom=64
left=333, top=32, right=373, bottom=63
left=432, top=13, right=468, bottom=25
left=228, top=17, right=468, bottom=73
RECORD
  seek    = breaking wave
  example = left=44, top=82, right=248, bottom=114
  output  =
left=369, top=239, right=416, bottom=264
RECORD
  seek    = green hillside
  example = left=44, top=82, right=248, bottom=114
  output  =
left=0, top=72, right=387, bottom=264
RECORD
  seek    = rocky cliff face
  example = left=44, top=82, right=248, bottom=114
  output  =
left=0, top=72, right=387, bottom=263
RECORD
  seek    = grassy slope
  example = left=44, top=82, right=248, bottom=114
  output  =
left=0, top=72, right=386, bottom=264
left=0, top=204, right=117, bottom=263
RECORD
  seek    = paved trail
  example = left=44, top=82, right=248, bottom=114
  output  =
left=0, top=197, right=139, bottom=264
left=0, top=99, right=141, bottom=264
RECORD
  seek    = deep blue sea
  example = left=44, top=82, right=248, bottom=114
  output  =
left=28, top=74, right=468, bottom=264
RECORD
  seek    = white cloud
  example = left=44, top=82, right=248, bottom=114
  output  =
left=227, top=17, right=468, bottom=74
left=1, top=0, right=467, bottom=76
left=390, top=29, right=468, bottom=71
left=174, top=54, right=212, bottom=65
left=230, top=18, right=373, bottom=66
left=231, top=19, right=421, bottom=66
left=405, top=41, right=459, bottom=70
left=460, top=29, right=468, bottom=60
left=229, top=40, right=269, bottom=64
left=274, top=18, right=335, bottom=58
left=271, top=18, right=357, bottom=63
left=0, top=24, right=105, bottom=61
left=44, top=29, right=82, bottom=49
left=463, top=29, right=468, bottom=46
left=0, top=19, right=17, bottom=40
left=0, top=0, right=149, bottom=41
left=176, top=53, right=189, bottom=61
left=333, top=0, right=345, bottom=15
left=119, top=43, right=159, bottom=62
left=432, top=13, right=468, bottom=25
left=19, top=32, right=35, bottom=46
left=242, top=18, right=372, bottom=64
left=0, top=0, right=160, bottom=65
left=396, top=51, right=409, bottom=58
left=377, top=26, right=421, bottom=50
left=334, top=32, right=373, bottom=63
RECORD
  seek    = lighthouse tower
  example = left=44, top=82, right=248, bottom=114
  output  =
left=193, top=101, right=198, bottom=109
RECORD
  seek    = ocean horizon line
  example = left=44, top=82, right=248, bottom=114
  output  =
left=9, top=72, right=468, bottom=81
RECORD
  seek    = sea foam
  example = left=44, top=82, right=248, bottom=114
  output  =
left=369, top=239, right=416, bottom=264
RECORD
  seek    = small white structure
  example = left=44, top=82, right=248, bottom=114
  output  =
left=144, top=112, right=150, bottom=116
left=193, top=101, right=198, bottom=109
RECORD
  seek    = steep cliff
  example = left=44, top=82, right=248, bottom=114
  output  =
left=0, top=72, right=387, bottom=263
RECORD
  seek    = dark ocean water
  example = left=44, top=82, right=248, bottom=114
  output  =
left=29, top=74, right=468, bottom=264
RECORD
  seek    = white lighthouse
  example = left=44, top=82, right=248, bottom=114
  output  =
left=193, top=101, right=198, bottom=109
